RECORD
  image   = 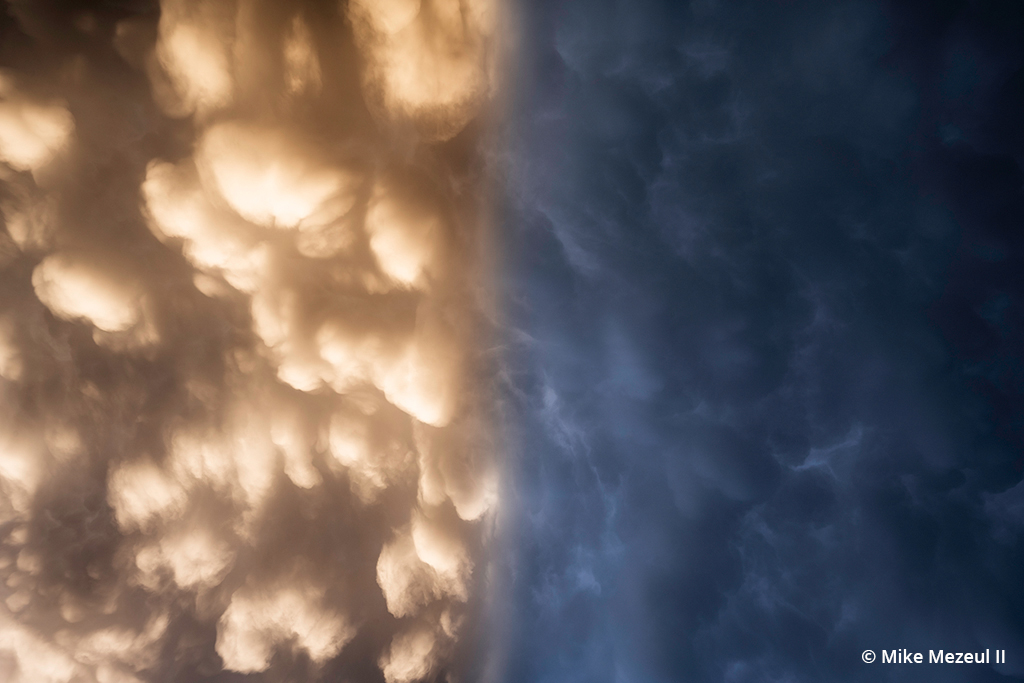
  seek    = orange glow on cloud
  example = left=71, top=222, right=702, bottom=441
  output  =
left=0, top=1, right=501, bottom=681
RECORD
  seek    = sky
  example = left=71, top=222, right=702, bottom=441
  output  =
left=0, top=1, right=1022, bottom=683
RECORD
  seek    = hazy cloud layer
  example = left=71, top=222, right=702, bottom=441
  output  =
left=0, top=1, right=501, bottom=682
left=500, top=1, right=1024, bottom=682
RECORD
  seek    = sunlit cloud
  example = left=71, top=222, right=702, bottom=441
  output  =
left=0, top=77, right=74, bottom=177
left=0, top=0, right=500, bottom=681
left=349, top=0, right=497, bottom=140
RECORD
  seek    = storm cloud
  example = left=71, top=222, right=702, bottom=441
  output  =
left=0, top=1, right=501, bottom=682
left=1, top=0, right=1022, bottom=682
left=499, top=1, right=1024, bottom=682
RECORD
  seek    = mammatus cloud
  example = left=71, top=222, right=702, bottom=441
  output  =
left=0, top=1, right=501, bottom=681
left=0, top=88, right=74, bottom=178
left=348, top=0, right=497, bottom=141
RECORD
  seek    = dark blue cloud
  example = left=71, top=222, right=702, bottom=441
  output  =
left=499, top=1, right=1024, bottom=681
